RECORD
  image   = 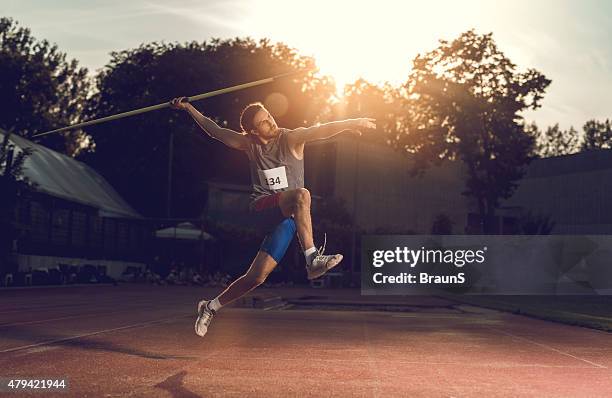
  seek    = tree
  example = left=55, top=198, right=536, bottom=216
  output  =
left=0, top=17, right=90, bottom=155
left=581, top=119, right=611, bottom=150
left=333, top=78, right=404, bottom=146
left=527, top=122, right=581, bottom=157
left=396, top=30, right=551, bottom=233
left=80, top=38, right=335, bottom=217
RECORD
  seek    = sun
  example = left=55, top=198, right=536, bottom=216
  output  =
left=245, top=0, right=478, bottom=96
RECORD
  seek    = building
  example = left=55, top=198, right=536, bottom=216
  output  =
left=502, top=149, right=612, bottom=234
left=1, top=131, right=150, bottom=279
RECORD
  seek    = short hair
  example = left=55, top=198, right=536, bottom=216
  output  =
left=240, top=102, right=266, bottom=134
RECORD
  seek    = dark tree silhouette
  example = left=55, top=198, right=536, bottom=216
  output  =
left=0, top=17, right=90, bottom=155
left=79, top=38, right=335, bottom=217
left=581, top=119, right=612, bottom=150
left=395, top=30, right=551, bottom=233
left=527, top=122, right=581, bottom=157
left=333, top=78, right=404, bottom=145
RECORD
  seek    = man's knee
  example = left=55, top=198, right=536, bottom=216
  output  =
left=279, top=188, right=310, bottom=215
left=294, top=188, right=311, bottom=208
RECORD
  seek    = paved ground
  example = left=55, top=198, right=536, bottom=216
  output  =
left=1, top=285, right=611, bottom=397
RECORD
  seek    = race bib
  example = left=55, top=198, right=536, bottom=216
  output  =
left=258, top=166, right=289, bottom=190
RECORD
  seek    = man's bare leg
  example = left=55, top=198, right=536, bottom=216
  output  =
left=194, top=251, right=278, bottom=337
left=278, top=188, right=314, bottom=250
left=215, top=251, right=277, bottom=306
left=277, top=188, right=343, bottom=278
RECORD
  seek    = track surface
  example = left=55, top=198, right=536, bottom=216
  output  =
left=1, top=285, right=611, bottom=397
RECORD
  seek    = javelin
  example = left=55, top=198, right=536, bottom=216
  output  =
left=33, top=68, right=313, bottom=139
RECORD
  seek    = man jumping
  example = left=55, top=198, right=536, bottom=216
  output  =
left=170, top=97, right=375, bottom=337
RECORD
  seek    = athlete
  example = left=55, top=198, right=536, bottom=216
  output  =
left=170, top=97, right=375, bottom=337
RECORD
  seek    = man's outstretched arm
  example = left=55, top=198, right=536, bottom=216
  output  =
left=286, top=118, right=376, bottom=147
left=171, top=97, right=247, bottom=151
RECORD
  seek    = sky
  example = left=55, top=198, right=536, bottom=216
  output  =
left=4, top=0, right=612, bottom=131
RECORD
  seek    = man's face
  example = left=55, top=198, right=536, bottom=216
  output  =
left=252, top=108, right=278, bottom=138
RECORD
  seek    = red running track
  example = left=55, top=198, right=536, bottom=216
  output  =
left=0, top=285, right=611, bottom=397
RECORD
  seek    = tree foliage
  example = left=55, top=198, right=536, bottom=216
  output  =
left=79, top=38, right=335, bottom=217
left=0, top=130, right=34, bottom=184
left=527, top=122, right=581, bottom=157
left=582, top=119, right=612, bottom=150
left=0, top=17, right=90, bottom=155
left=332, top=79, right=404, bottom=145
left=394, top=30, right=551, bottom=233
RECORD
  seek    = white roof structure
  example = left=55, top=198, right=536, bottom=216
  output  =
left=1, top=130, right=141, bottom=219
left=156, top=222, right=214, bottom=240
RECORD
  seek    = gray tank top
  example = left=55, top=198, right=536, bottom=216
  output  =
left=244, top=128, right=304, bottom=201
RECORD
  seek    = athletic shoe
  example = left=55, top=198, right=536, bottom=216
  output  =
left=307, top=233, right=343, bottom=280
left=195, top=300, right=215, bottom=337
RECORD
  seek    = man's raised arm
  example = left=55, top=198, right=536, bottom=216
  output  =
left=170, top=97, right=247, bottom=151
left=286, top=118, right=376, bottom=147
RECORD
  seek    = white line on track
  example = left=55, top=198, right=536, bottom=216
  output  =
left=0, top=299, right=184, bottom=315
left=0, top=314, right=96, bottom=327
left=0, top=305, right=84, bottom=315
left=486, top=327, right=608, bottom=369
left=0, top=314, right=191, bottom=354
left=0, top=302, right=191, bottom=328
left=0, top=303, right=132, bottom=315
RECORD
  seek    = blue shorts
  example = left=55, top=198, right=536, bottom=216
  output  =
left=250, top=193, right=296, bottom=262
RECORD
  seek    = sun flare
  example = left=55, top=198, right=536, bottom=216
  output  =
left=245, top=0, right=490, bottom=95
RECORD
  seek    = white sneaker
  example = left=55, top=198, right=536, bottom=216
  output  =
left=306, top=234, right=343, bottom=280
left=195, top=300, right=215, bottom=337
